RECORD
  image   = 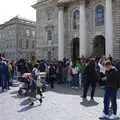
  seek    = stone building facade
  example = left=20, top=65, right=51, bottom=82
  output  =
left=0, top=16, right=36, bottom=60
left=33, top=0, right=120, bottom=60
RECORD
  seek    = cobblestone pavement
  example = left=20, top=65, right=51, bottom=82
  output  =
left=0, top=85, right=120, bottom=120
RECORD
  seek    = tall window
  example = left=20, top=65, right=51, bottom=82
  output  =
left=32, top=31, right=35, bottom=38
left=73, top=10, right=80, bottom=30
left=47, top=30, right=52, bottom=41
left=48, top=12, right=53, bottom=21
left=95, top=5, right=104, bottom=26
left=26, top=29, right=30, bottom=37
left=32, top=41, right=35, bottom=48
left=26, top=40, right=29, bottom=49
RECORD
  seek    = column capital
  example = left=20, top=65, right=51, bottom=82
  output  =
left=58, top=5, right=64, bottom=10
left=57, top=0, right=76, bottom=7
left=80, top=0, right=88, bottom=5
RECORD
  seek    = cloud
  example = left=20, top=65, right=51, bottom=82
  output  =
left=0, top=0, right=36, bottom=24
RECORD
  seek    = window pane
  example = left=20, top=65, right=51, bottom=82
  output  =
left=95, top=5, right=104, bottom=26
left=73, top=10, right=80, bottom=30
left=47, top=30, right=52, bottom=41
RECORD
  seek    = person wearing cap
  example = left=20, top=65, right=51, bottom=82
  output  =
left=99, top=60, right=120, bottom=120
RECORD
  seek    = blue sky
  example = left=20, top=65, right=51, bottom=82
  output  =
left=0, top=0, right=36, bottom=24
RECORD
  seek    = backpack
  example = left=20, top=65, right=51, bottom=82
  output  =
left=1, top=62, right=7, bottom=73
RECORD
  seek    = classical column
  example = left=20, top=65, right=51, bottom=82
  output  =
left=79, top=0, right=87, bottom=57
left=58, top=6, right=64, bottom=60
left=105, top=0, right=113, bottom=56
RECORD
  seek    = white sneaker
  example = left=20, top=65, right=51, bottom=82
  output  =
left=99, top=112, right=109, bottom=119
left=109, top=114, right=117, bottom=120
left=71, top=86, right=74, bottom=89
left=75, top=86, right=78, bottom=89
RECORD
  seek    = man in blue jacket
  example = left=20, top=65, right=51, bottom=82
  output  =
left=1, top=60, right=8, bottom=92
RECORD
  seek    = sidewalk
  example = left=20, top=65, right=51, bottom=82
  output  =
left=0, top=85, right=120, bottom=120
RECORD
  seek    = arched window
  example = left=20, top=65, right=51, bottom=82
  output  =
left=73, top=9, right=80, bottom=30
left=95, top=5, right=104, bottom=26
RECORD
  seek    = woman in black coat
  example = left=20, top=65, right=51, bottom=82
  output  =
left=83, top=60, right=98, bottom=101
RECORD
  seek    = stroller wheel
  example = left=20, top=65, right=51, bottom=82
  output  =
left=39, top=99, right=42, bottom=104
left=18, top=89, right=22, bottom=95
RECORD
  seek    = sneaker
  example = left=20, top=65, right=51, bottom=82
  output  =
left=99, top=112, right=109, bottom=119
left=71, top=86, right=74, bottom=89
left=90, top=98, right=95, bottom=101
left=109, top=114, right=117, bottom=120
left=82, top=98, right=88, bottom=102
left=2, top=89, right=4, bottom=92
left=75, top=86, right=78, bottom=89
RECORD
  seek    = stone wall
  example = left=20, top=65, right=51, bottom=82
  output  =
left=35, top=0, right=58, bottom=60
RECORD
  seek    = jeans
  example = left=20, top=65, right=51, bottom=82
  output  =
left=37, top=87, right=42, bottom=97
left=1, top=72, right=10, bottom=90
left=71, top=74, right=79, bottom=87
left=104, top=88, right=117, bottom=115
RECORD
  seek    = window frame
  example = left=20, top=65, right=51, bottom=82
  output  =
left=73, top=9, right=80, bottom=30
left=47, top=30, right=52, bottom=41
left=95, top=5, right=104, bottom=26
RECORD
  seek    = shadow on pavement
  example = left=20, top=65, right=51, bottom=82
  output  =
left=49, top=84, right=120, bottom=99
left=49, top=84, right=104, bottom=98
left=18, top=104, right=40, bottom=112
left=11, top=95, right=28, bottom=99
left=20, top=98, right=30, bottom=106
left=80, top=100, right=99, bottom=107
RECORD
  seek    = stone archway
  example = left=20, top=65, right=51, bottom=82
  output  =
left=72, top=38, right=79, bottom=60
left=93, top=35, right=105, bottom=56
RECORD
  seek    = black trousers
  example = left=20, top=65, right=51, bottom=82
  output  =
left=83, top=80, right=97, bottom=99
left=50, top=77, right=54, bottom=88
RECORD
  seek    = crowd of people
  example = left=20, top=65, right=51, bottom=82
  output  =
left=0, top=57, right=15, bottom=91
left=0, top=55, right=120, bottom=119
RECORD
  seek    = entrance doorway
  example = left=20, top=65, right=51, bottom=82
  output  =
left=93, top=35, right=105, bottom=56
left=72, top=38, right=79, bottom=60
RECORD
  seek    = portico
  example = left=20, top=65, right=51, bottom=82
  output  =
left=58, top=0, right=88, bottom=60
left=34, top=0, right=120, bottom=60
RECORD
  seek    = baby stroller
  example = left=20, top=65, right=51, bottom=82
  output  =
left=18, top=73, right=31, bottom=96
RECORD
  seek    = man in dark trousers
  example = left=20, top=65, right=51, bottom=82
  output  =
left=83, top=59, right=98, bottom=101
left=99, top=60, right=120, bottom=120
left=49, top=64, right=56, bottom=88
